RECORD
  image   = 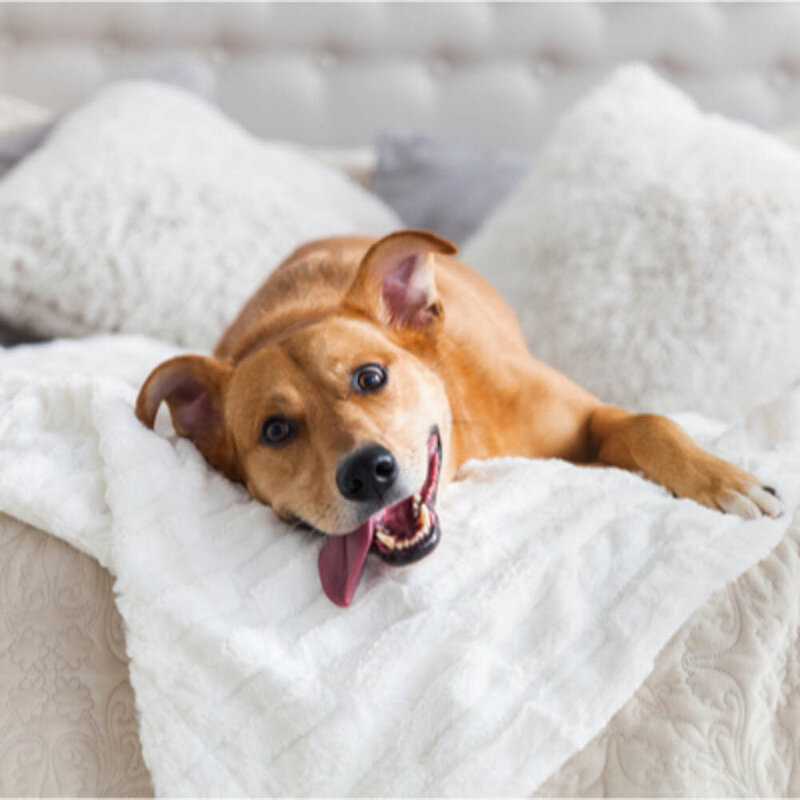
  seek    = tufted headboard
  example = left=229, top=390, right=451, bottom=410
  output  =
left=1, top=2, right=800, bottom=151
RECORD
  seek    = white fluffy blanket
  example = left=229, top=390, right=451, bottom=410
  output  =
left=0, top=335, right=798, bottom=796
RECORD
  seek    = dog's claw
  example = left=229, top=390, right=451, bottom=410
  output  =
left=747, top=484, right=784, bottom=519
left=689, top=464, right=785, bottom=520
left=717, top=489, right=761, bottom=520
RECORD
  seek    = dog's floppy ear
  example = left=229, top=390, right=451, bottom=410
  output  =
left=344, top=229, right=457, bottom=329
left=135, top=354, right=239, bottom=481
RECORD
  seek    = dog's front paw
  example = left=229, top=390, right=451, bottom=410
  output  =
left=680, top=456, right=784, bottom=520
left=714, top=482, right=783, bottom=520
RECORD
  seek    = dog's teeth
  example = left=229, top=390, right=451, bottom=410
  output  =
left=375, top=530, right=395, bottom=549
left=417, top=504, right=430, bottom=534
left=374, top=503, right=434, bottom=554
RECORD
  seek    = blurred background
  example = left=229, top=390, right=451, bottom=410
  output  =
left=2, top=1, right=800, bottom=151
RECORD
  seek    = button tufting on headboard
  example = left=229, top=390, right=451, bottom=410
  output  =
left=1, top=2, right=800, bottom=150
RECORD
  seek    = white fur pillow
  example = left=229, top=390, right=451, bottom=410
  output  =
left=463, top=64, right=800, bottom=422
left=0, top=82, right=399, bottom=348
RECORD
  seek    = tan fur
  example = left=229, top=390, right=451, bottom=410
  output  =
left=137, top=230, right=781, bottom=532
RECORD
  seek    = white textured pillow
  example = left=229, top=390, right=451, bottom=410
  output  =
left=463, top=64, right=800, bottom=422
left=0, top=82, right=399, bottom=348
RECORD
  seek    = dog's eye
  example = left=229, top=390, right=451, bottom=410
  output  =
left=260, top=416, right=296, bottom=446
left=353, top=364, right=387, bottom=394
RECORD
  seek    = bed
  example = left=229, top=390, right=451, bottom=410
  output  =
left=1, top=3, right=800, bottom=796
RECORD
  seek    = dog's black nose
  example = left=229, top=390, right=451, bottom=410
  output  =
left=336, top=445, right=398, bottom=501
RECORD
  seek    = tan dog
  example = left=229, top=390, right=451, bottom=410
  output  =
left=136, top=230, right=783, bottom=605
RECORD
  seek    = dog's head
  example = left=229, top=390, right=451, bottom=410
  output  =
left=136, top=231, right=457, bottom=606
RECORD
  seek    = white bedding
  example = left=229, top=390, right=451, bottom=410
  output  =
left=539, top=501, right=800, bottom=795
left=0, top=335, right=798, bottom=796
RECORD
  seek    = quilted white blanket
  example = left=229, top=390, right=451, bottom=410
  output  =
left=0, top=335, right=798, bottom=796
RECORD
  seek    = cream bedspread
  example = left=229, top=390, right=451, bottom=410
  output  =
left=0, top=514, right=153, bottom=796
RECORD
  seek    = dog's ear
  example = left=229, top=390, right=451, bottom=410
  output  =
left=135, top=355, right=240, bottom=481
left=344, top=229, right=457, bottom=329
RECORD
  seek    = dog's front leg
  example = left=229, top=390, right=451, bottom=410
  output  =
left=587, top=406, right=783, bottom=518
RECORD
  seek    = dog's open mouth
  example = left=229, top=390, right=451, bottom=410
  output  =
left=318, top=429, right=442, bottom=607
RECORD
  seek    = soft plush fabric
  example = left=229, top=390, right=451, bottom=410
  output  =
left=540, top=480, right=800, bottom=795
left=371, top=134, right=530, bottom=244
left=0, top=64, right=212, bottom=181
left=0, top=82, right=399, bottom=349
left=0, top=96, right=50, bottom=348
left=463, top=63, right=800, bottom=423
left=0, top=335, right=797, bottom=796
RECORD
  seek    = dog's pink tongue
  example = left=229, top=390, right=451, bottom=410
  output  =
left=318, top=523, right=373, bottom=607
